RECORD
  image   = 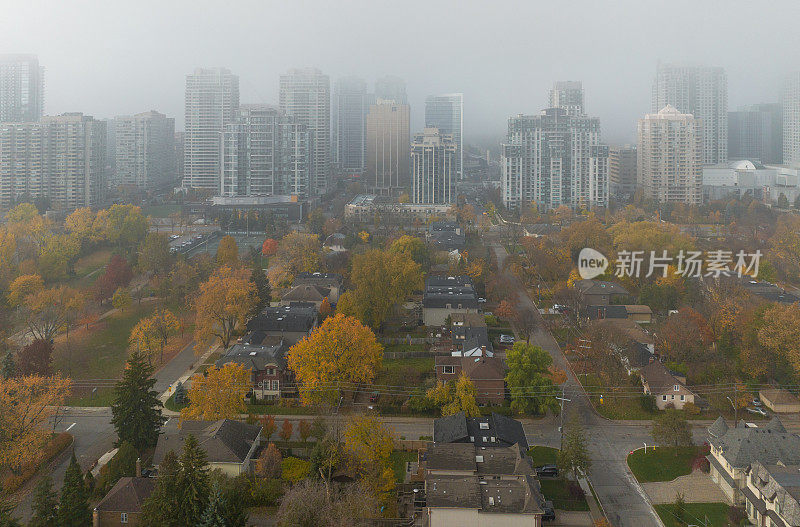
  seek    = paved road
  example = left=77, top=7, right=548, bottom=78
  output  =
left=492, top=244, right=666, bottom=527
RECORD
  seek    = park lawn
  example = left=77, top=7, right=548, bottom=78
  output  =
left=390, top=450, right=417, bottom=484
left=528, top=446, right=558, bottom=466
left=68, top=246, right=112, bottom=287
left=538, top=479, right=589, bottom=511
left=627, top=446, right=701, bottom=483
left=654, top=502, right=730, bottom=527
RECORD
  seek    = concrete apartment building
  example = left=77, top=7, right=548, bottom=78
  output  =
left=652, top=63, right=728, bottom=165
left=609, top=145, right=637, bottom=200
left=366, top=99, right=410, bottom=195
left=425, top=93, right=463, bottom=179
left=220, top=105, right=311, bottom=198
left=501, top=84, right=608, bottom=211
left=183, top=67, right=239, bottom=190
left=279, top=68, right=330, bottom=195
left=783, top=72, right=800, bottom=166
left=728, top=103, right=782, bottom=164
left=0, top=54, right=44, bottom=122
left=637, top=105, right=703, bottom=204
left=375, top=75, right=408, bottom=105
left=332, top=76, right=367, bottom=175
left=112, top=110, right=175, bottom=191
left=0, top=113, right=106, bottom=211
left=411, top=128, right=457, bottom=205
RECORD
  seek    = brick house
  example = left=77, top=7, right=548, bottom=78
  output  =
left=215, top=334, right=290, bottom=401
left=92, top=476, right=154, bottom=527
left=435, top=355, right=506, bottom=405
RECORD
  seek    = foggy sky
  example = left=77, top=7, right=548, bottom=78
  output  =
left=2, top=0, right=799, bottom=146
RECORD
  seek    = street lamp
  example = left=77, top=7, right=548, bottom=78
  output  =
left=726, top=396, right=738, bottom=423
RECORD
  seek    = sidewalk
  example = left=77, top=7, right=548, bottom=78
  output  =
left=158, top=342, right=219, bottom=404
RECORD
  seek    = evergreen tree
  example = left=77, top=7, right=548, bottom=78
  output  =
left=140, top=451, right=182, bottom=527
left=96, top=441, right=138, bottom=495
left=199, top=482, right=227, bottom=527
left=0, top=482, right=21, bottom=527
left=557, top=415, right=591, bottom=480
left=110, top=350, right=165, bottom=452
left=220, top=481, right=247, bottom=527
left=250, top=262, right=271, bottom=315
left=58, top=454, right=91, bottom=527
left=28, top=475, right=58, bottom=527
left=177, top=435, right=210, bottom=526
left=1, top=351, right=14, bottom=379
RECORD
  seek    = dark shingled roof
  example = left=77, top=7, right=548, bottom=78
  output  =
left=281, top=284, right=330, bottom=303
left=94, top=477, right=155, bottom=513
left=433, top=412, right=528, bottom=451
left=153, top=419, right=261, bottom=467
left=425, top=275, right=474, bottom=288
left=246, top=305, right=317, bottom=334
left=708, top=417, right=800, bottom=469
left=215, top=340, right=287, bottom=372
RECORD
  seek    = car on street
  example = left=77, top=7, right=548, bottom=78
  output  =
left=542, top=501, right=556, bottom=522
left=536, top=464, right=559, bottom=478
left=499, top=334, right=515, bottom=344
left=752, top=398, right=763, bottom=407
left=747, top=406, right=768, bottom=417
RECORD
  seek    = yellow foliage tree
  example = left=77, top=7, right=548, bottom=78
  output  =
left=193, top=266, right=257, bottom=350
left=7, top=273, right=44, bottom=307
left=426, top=373, right=481, bottom=417
left=180, top=363, right=251, bottom=422
left=0, top=375, right=72, bottom=474
left=343, top=414, right=396, bottom=499
left=268, top=232, right=322, bottom=289
left=758, top=303, right=800, bottom=374
left=130, top=308, right=180, bottom=364
left=23, top=286, right=83, bottom=341
left=287, top=313, right=383, bottom=405
left=215, top=235, right=239, bottom=268
left=112, top=287, right=131, bottom=312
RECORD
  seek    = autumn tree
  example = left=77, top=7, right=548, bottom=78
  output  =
left=652, top=409, right=693, bottom=453
left=261, top=414, right=276, bottom=440
left=389, top=235, right=430, bottom=267
left=757, top=303, right=800, bottom=374
left=275, top=480, right=379, bottom=527
left=319, top=297, right=331, bottom=318
left=130, top=309, right=180, bottom=364
left=336, top=249, right=422, bottom=329
left=767, top=215, right=800, bottom=281
left=112, top=287, right=131, bottom=312
left=16, top=339, right=54, bottom=376
left=256, top=443, right=282, bottom=479
left=343, top=414, right=396, bottom=502
left=37, top=233, right=80, bottom=281
left=95, top=204, right=148, bottom=250
left=261, top=238, right=278, bottom=257
left=426, top=373, right=481, bottom=417
left=659, top=307, right=714, bottom=363
left=6, top=273, right=43, bottom=307
left=193, top=266, right=257, bottom=349
left=111, top=350, right=165, bottom=452
left=138, top=232, right=172, bottom=276
left=268, top=232, right=322, bottom=289
left=299, top=419, right=311, bottom=443
left=287, top=314, right=383, bottom=405
left=95, top=254, right=133, bottom=302
left=180, top=363, right=251, bottom=421
left=505, top=341, right=559, bottom=415
left=65, top=207, right=98, bottom=249
left=495, top=300, right=517, bottom=320
left=280, top=419, right=293, bottom=441
left=215, top=235, right=239, bottom=268
left=23, top=286, right=83, bottom=341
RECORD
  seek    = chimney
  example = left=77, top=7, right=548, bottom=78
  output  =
left=135, top=457, right=142, bottom=478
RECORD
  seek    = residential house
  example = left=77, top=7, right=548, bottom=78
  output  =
left=246, top=304, right=318, bottom=345
left=423, top=276, right=479, bottom=326
left=759, top=388, right=800, bottom=414
left=153, top=419, right=262, bottom=477
left=591, top=318, right=655, bottom=372
left=707, top=417, right=800, bottom=504
left=640, top=361, right=696, bottom=410
left=584, top=304, right=653, bottom=324
left=434, top=355, right=506, bottom=405
left=433, top=412, right=529, bottom=451
left=279, top=284, right=330, bottom=310
left=422, top=442, right=545, bottom=526
left=92, top=476, right=154, bottom=527
left=623, top=305, right=653, bottom=324
left=292, top=272, right=343, bottom=303
left=215, top=335, right=290, bottom=400
left=451, top=313, right=490, bottom=348
left=742, top=461, right=800, bottom=527
left=572, top=279, right=629, bottom=306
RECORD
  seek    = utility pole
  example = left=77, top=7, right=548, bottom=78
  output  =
left=556, top=394, right=571, bottom=445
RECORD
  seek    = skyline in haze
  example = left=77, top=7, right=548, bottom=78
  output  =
left=2, top=0, right=800, bottom=145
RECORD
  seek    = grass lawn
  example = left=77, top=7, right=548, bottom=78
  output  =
left=654, top=502, right=730, bottom=527
left=383, top=342, right=428, bottom=354
left=627, top=446, right=701, bottom=483
left=538, top=479, right=589, bottom=511
left=594, top=395, right=658, bottom=420
left=528, top=446, right=558, bottom=466
left=390, top=450, right=417, bottom=484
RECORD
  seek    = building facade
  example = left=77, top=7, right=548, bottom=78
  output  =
left=366, top=99, right=410, bottom=194
left=332, top=76, right=367, bottom=175
left=411, top=128, right=456, bottom=205
left=652, top=63, right=727, bottom=165
left=279, top=68, right=330, bottom=195
left=0, top=54, right=44, bottom=122
left=425, top=93, right=463, bottom=179
left=220, top=105, right=311, bottom=198
left=113, top=111, right=175, bottom=191
left=374, top=75, right=407, bottom=104
left=0, top=113, right=106, bottom=211
left=501, top=108, right=608, bottom=211
left=637, top=105, right=703, bottom=205
left=183, top=67, right=239, bottom=190
left=783, top=72, right=800, bottom=166
left=609, top=144, right=637, bottom=200
left=728, top=103, right=782, bottom=164
left=549, top=81, right=584, bottom=116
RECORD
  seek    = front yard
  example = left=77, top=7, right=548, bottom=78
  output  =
left=538, top=479, right=589, bottom=511
left=654, top=502, right=731, bottom=527
left=627, top=446, right=702, bottom=483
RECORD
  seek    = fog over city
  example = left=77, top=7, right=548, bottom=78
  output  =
left=2, top=0, right=799, bottom=145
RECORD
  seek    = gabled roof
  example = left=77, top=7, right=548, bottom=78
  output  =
left=153, top=419, right=261, bottom=467
left=760, top=388, right=800, bottom=406
left=709, top=416, right=729, bottom=439
left=640, top=361, right=693, bottom=396
left=247, top=305, right=317, bottom=333
left=433, top=412, right=528, bottom=451
left=708, top=417, right=800, bottom=469
left=281, top=284, right=329, bottom=303
left=94, top=477, right=155, bottom=513
left=216, top=340, right=286, bottom=372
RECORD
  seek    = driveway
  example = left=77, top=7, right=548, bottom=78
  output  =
left=642, top=471, right=729, bottom=505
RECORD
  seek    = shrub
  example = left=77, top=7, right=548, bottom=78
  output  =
left=691, top=454, right=710, bottom=473
left=251, top=478, right=284, bottom=506
left=682, top=401, right=701, bottom=415
left=281, top=457, right=311, bottom=484
left=639, top=394, right=657, bottom=412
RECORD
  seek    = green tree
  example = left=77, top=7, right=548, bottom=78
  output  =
left=110, top=350, right=166, bottom=452
left=1, top=352, right=14, bottom=380
left=505, top=341, right=559, bottom=415
left=58, top=453, right=91, bottom=527
left=250, top=262, right=271, bottom=315
left=557, top=415, right=591, bottom=480
left=177, top=435, right=210, bottom=526
left=652, top=409, right=693, bottom=453
left=199, top=482, right=227, bottom=527
left=140, top=451, right=181, bottom=527
left=29, top=475, right=58, bottom=527
left=138, top=232, right=172, bottom=275
left=95, top=441, right=138, bottom=496
left=200, top=479, right=247, bottom=527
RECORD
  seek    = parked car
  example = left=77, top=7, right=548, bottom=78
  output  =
left=542, top=501, right=556, bottom=522
left=536, top=464, right=559, bottom=478
left=746, top=406, right=768, bottom=416
left=369, top=391, right=379, bottom=403
left=752, top=398, right=763, bottom=407
left=499, top=334, right=515, bottom=344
